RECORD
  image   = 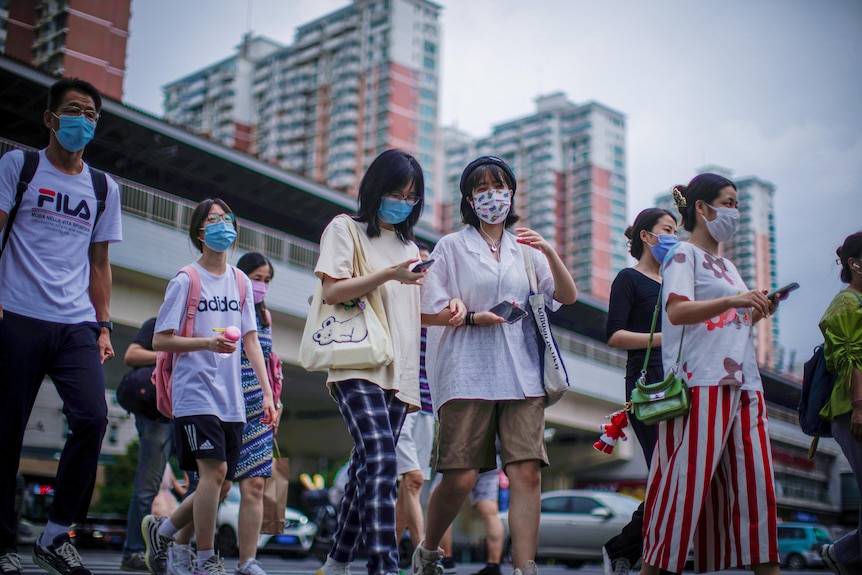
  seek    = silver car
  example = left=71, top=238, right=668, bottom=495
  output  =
left=500, top=489, right=640, bottom=568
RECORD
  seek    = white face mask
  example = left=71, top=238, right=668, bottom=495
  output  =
left=702, top=203, right=739, bottom=243
left=472, top=189, right=511, bottom=224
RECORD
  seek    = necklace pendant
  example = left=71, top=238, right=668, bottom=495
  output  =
left=490, top=245, right=497, bottom=252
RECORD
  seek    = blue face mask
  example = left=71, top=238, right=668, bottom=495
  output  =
left=52, top=113, right=96, bottom=152
left=204, top=221, right=237, bottom=252
left=378, top=197, right=414, bottom=225
left=647, top=232, right=679, bottom=264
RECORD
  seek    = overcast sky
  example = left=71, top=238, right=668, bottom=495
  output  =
left=124, top=0, right=862, bottom=366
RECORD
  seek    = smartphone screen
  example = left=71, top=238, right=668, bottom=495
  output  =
left=489, top=301, right=528, bottom=323
left=412, top=259, right=435, bottom=272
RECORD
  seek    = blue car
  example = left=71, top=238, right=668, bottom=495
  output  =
left=776, top=522, right=832, bottom=570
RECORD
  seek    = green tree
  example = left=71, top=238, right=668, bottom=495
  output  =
left=91, top=440, right=138, bottom=514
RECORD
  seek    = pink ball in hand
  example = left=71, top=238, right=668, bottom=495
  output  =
left=224, top=326, right=241, bottom=342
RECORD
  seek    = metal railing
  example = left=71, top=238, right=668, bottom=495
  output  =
left=0, top=137, right=320, bottom=271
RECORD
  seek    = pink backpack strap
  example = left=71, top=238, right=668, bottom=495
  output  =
left=178, top=265, right=202, bottom=337
left=231, top=265, right=247, bottom=309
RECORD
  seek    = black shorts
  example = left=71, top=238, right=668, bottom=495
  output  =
left=173, top=415, right=244, bottom=480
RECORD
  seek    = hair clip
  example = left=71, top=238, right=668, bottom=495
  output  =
left=671, top=186, right=687, bottom=208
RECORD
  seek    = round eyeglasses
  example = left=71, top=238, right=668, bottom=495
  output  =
left=206, top=213, right=235, bottom=224
left=384, top=192, right=421, bottom=206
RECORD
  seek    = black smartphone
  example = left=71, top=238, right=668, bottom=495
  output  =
left=412, top=259, right=435, bottom=272
left=489, top=301, right=528, bottom=323
left=767, top=282, right=800, bottom=303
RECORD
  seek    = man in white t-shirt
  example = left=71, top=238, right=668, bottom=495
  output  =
left=0, top=78, right=123, bottom=575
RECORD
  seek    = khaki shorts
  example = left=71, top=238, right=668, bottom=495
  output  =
left=433, top=398, right=548, bottom=472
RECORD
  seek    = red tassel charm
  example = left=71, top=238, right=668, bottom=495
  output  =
left=593, top=409, right=629, bottom=455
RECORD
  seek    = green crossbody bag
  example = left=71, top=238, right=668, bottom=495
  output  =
left=629, top=286, right=691, bottom=425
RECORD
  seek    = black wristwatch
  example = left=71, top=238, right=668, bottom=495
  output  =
left=97, top=321, right=114, bottom=333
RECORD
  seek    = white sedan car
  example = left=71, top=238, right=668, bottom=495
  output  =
left=216, top=484, right=317, bottom=558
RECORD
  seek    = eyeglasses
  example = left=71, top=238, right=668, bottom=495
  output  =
left=57, top=105, right=100, bottom=123
left=206, top=213, right=235, bottom=224
left=384, top=192, right=421, bottom=206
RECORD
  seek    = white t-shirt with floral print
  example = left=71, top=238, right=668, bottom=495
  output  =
left=660, top=242, right=762, bottom=391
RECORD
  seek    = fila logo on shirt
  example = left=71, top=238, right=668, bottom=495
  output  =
left=37, top=189, right=93, bottom=220
left=197, top=295, right=241, bottom=313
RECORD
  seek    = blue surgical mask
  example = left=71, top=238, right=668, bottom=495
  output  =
left=52, top=113, right=95, bottom=152
left=647, top=232, right=679, bottom=264
left=378, top=197, right=414, bottom=225
left=204, top=221, right=237, bottom=252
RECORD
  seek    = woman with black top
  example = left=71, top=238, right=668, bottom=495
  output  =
left=601, top=208, right=678, bottom=575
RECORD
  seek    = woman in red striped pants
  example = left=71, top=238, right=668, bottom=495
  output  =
left=639, top=173, right=781, bottom=575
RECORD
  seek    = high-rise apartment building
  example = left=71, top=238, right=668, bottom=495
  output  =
left=440, top=92, right=628, bottom=301
left=655, top=167, right=780, bottom=368
left=164, top=35, right=283, bottom=153
left=164, top=0, right=441, bottom=214
left=1, top=0, right=130, bottom=100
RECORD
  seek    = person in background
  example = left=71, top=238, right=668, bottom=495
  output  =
left=0, top=77, right=123, bottom=575
left=639, top=173, right=780, bottom=575
left=227, top=252, right=283, bottom=575
left=141, top=199, right=276, bottom=575
left=818, top=231, right=862, bottom=575
left=395, top=245, right=435, bottom=558
left=416, top=156, right=577, bottom=575
left=121, top=317, right=176, bottom=573
left=601, top=209, right=678, bottom=575
left=313, top=149, right=426, bottom=575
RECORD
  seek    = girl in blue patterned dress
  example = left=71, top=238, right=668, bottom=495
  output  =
left=234, top=252, right=282, bottom=575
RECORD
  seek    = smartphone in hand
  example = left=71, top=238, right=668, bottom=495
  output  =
left=411, top=259, right=435, bottom=272
left=489, top=301, right=528, bottom=323
left=767, top=282, right=799, bottom=303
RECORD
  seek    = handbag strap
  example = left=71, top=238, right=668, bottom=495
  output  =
left=639, top=285, right=684, bottom=380
left=337, top=214, right=371, bottom=277
left=521, top=244, right=539, bottom=294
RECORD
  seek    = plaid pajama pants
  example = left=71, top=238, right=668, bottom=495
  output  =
left=329, top=379, right=408, bottom=575
left=642, top=386, right=780, bottom=573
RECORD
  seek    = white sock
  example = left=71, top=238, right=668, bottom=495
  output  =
left=40, top=522, right=70, bottom=546
left=197, top=549, right=215, bottom=565
left=157, top=518, right=179, bottom=538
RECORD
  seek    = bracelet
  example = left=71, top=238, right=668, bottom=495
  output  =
left=466, top=311, right=475, bottom=326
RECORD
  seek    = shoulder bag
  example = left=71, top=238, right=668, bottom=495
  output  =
left=629, top=286, right=690, bottom=425
left=299, top=215, right=394, bottom=371
left=522, top=245, right=570, bottom=406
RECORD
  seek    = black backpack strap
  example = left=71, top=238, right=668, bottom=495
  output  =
left=1, top=150, right=39, bottom=255
left=89, top=168, right=108, bottom=230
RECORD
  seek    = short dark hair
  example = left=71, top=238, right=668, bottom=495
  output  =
left=188, top=198, right=237, bottom=252
left=47, top=78, right=102, bottom=113
left=355, top=149, right=424, bottom=243
left=459, top=162, right=520, bottom=229
left=237, top=251, right=274, bottom=326
left=672, top=173, right=737, bottom=232
left=836, top=231, right=862, bottom=284
left=624, top=208, right=677, bottom=260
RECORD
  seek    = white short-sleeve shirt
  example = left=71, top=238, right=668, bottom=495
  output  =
left=154, top=263, right=256, bottom=422
left=314, top=216, right=421, bottom=407
left=0, top=149, right=123, bottom=323
left=421, top=226, right=561, bottom=410
left=661, top=242, right=762, bottom=391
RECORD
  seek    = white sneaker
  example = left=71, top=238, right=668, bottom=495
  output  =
left=167, top=544, right=194, bottom=575
left=193, top=555, right=227, bottom=575
left=412, top=543, right=443, bottom=575
left=513, top=561, right=538, bottom=575
left=234, top=559, right=267, bottom=575
left=315, top=557, right=350, bottom=575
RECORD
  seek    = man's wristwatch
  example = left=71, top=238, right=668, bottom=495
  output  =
left=97, top=321, right=114, bottom=333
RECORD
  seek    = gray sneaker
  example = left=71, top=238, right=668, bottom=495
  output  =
left=821, top=544, right=851, bottom=575
left=142, top=515, right=173, bottom=575
left=32, top=533, right=91, bottom=575
left=513, top=561, right=537, bottom=575
left=167, top=545, right=194, bottom=575
left=121, top=552, right=150, bottom=572
left=193, top=555, right=227, bottom=575
left=411, top=543, right=443, bottom=575
left=0, top=551, right=22, bottom=575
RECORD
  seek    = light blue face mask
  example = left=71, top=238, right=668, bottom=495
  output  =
left=378, top=197, right=415, bottom=225
left=647, top=232, right=679, bottom=264
left=204, top=221, right=237, bottom=252
left=52, top=113, right=96, bottom=152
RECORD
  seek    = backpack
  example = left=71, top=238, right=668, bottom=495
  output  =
left=798, top=345, right=836, bottom=440
left=1, top=150, right=108, bottom=255
left=152, top=264, right=247, bottom=418
left=116, top=366, right=161, bottom=420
